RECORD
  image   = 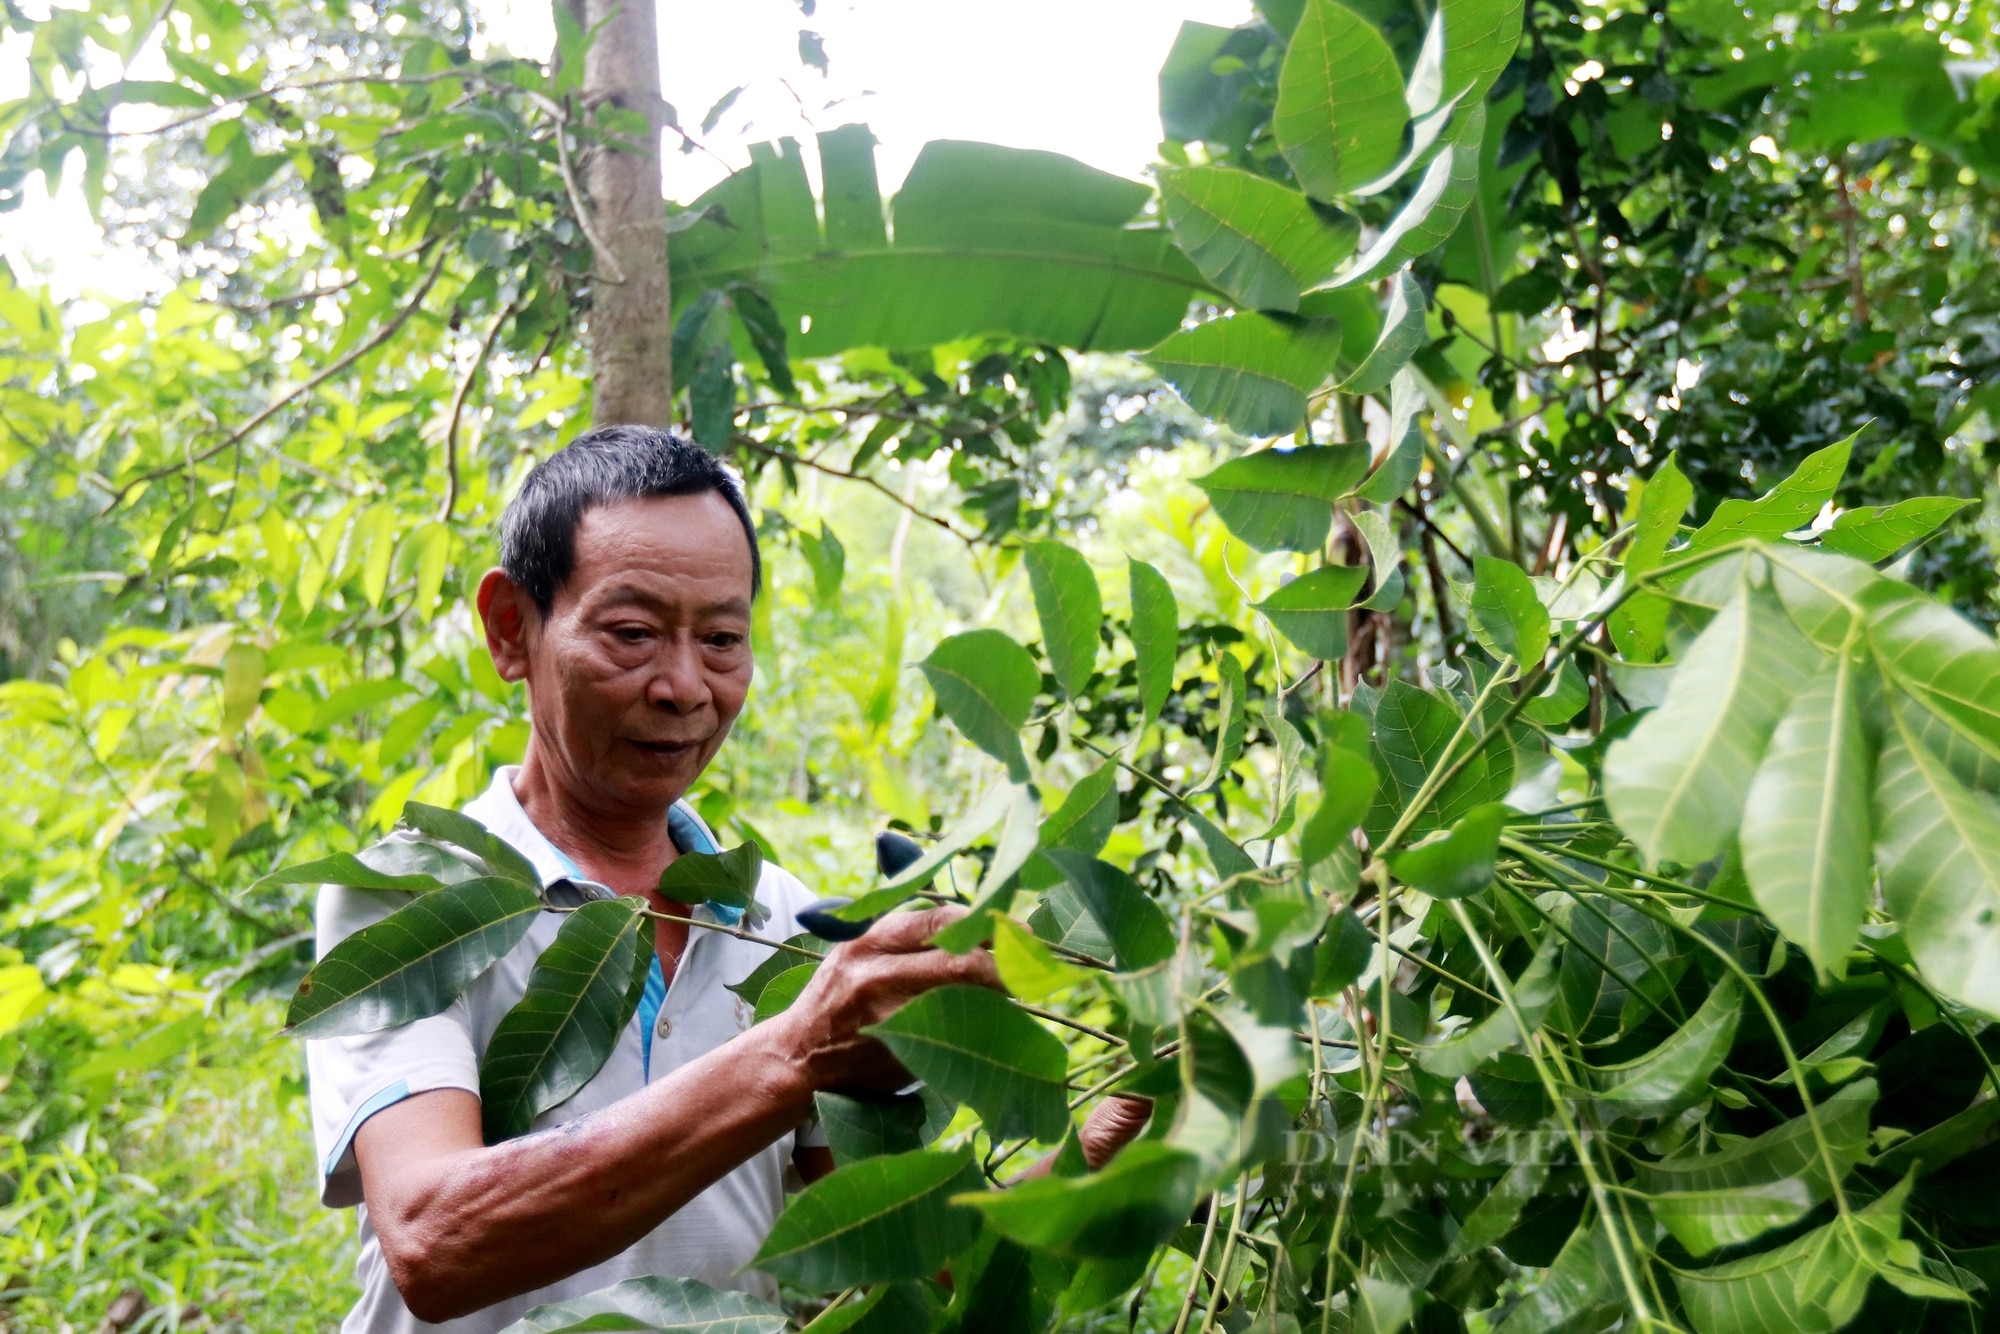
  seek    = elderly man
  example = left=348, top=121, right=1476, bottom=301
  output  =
left=307, top=426, right=1147, bottom=1332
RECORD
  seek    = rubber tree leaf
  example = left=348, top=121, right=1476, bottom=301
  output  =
left=1635, top=1078, right=1876, bottom=1257
left=1143, top=311, right=1344, bottom=436
left=1023, top=540, right=1102, bottom=699
left=1471, top=555, right=1550, bottom=670
left=398, top=801, right=542, bottom=887
left=1492, top=1225, right=1618, bottom=1334
left=1327, top=104, right=1485, bottom=288
left=1196, top=651, right=1248, bottom=792
left=479, top=897, right=649, bottom=1143
left=1589, top=975, right=1740, bottom=1120
left=1740, top=650, right=1873, bottom=978
left=1687, top=431, right=1857, bottom=550
left=814, top=1087, right=956, bottom=1166
left=1301, top=710, right=1378, bottom=867
left=991, top=913, right=1091, bottom=1001
left=1440, top=0, right=1526, bottom=110
left=929, top=781, right=1044, bottom=952
left=854, top=780, right=1020, bottom=916
left=866, top=984, right=1069, bottom=1143
left=1604, top=582, right=1822, bottom=867
left=1186, top=806, right=1258, bottom=878
left=1669, top=1174, right=1938, bottom=1334
left=919, top=630, right=1040, bottom=781
left=1413, top=935, right=1560, bottom=1078
left=1366, top=680, right=1516, bottom=841
left=284, top=877, right=542, bottom=1038
left=499, top=1275, right=789, bottom=1334
left=1354, top=369, right=1427, bottom=504
left=1022, top=764, right=1119, bottom=890
left=955, top=1142, right=1202, bottom=1260
left=1129, top=558, right=1180, bottom=731
left=1310, top=908, right=1374, bottom=995
left=1340, top=269, right=1428, bottom=395
left=1611, top=454, right=1695, bottom=661
left=752, top=1147, right=984, bottom=1289
left=752, top=964, right=816, bottom=1023
left=796, top=521, right=844, bottom=607
left=1274, top=0, right=1409, bottom=200
left=1352, top=507, right=1405, bottom=611
left=727, top=933, right=828, bottom=1010
left=1191, top=444, right=1372, bottom=552
left=672, top=131, right=1204, bottom=356
left=255, top=850, right=444, bottom=893
left=1864, top=578, right=2000, bottom=779
left=1818, top=496, right=1974, bottom=562
left=656, top=842, right=762, bottom=909
left=1874, top=711, right=2000, bottom=1015
left=1042, top=850, right=1176, bottom=970
left=1386, top=802, right=1507, bottom=900
left=1253, top=564, right=1369, bottom=659
left=1157, top=165, right=1357, bottom=311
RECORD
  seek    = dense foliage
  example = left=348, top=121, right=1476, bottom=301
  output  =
left=8, top=0, right=2000, bottom=1331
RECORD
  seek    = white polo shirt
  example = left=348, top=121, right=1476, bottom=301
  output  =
left=307, top=767, right=824, bottom=1333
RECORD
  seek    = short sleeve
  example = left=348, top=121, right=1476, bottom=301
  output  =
left=306, top=884, right=482, bottom=1208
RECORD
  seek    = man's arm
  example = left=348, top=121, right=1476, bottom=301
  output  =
left=354, top=908, right=995, bottom=1323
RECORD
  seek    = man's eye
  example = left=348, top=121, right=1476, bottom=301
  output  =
left=705, top=633, right=744, bottom=650
left=614, top=627, right=652, bottom=644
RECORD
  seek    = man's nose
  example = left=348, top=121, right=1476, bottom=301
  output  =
left=646, top=637, right=713, bottom=713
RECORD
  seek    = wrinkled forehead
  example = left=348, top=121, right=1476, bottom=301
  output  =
left=559, top=492, right=757, bottom=609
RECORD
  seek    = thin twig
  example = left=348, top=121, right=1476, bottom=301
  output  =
left=555, top=120, right=627, bottom=286
left=439, top=298, right=519, bottom=522
left=732, top=436, right=980, bottom=546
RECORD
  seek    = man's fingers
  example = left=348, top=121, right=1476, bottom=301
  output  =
left=858, top=905, right=967, bottom=953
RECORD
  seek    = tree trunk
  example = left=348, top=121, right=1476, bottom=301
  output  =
left=571, top=0, right=673, bottom=427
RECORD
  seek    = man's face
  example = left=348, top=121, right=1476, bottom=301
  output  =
left=503, top=491, right=755, bottom=817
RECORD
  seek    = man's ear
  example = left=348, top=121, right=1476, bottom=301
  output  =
left=476, top=569, right=536, bottom=684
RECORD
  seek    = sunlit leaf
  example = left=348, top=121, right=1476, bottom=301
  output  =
left=1252, top=564, right=1369, bottom=659
left=955, top=1142, right=1202, bottom=1259
left=1817, top=496, right=1974, bottom=562
left=656, top=843, right=762, bottom=909
left=1192, top=444, right=1371, bottom=553
left=1129, top=558, right=1180, bottom=731
left=1157, top=165, right=1356, bottom=310
left=1386, top=802, right=1507, bottom=899
left=1143, top=311, right=1344, bottom=436
left=1471, top=555, right=1550, bottom=670
left=1042, top=850, right=1175, bottom=970
left=919, top=630, right=1040, bottom=781
left=1023, top=540, right=1103, bottom=699
left=1588, top=975, right=1740, bottom=1120
left=1274, top=0, right=1409, bottom=200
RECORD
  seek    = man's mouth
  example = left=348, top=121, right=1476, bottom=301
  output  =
left=629, top=738, right=702, bottom=758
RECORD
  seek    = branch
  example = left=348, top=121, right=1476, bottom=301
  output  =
left=554, top=120, right=627, bottom=286
left=731, top=436, right=981, bottom=546
left=63, top=68, right=482, bottom=139
left=103, top=246, right=450, bottom=513
left=439, top=298, right=519, bottom=522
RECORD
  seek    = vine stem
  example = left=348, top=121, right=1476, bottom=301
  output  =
left=1169, top=1193, right=1223, bottom=1334
left=1444, top=898, right=1659, bottom=1327
left=1196, top=1175, right=1252, bottom=1334
left=1317, top=898, right=1397, bottom=1334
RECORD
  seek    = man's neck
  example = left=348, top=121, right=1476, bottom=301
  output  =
left=509, top=749, right=680, bottom=896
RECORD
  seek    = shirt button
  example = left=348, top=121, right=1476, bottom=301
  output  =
left=655, top=1014, right=673, bottom=1039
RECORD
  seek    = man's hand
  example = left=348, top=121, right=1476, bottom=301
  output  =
left=770, top=905, right=1001, bottom=1096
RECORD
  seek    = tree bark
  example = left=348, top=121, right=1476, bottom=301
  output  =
left=570, top=0, right=673, bottom=427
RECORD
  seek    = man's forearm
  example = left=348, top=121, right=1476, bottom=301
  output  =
left=359, top=1019, right=815, bottom=1322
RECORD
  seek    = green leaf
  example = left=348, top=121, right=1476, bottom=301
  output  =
left=500, top=1275, right=789, bottom=1334
left=1493, top=1225, right=1617, bottom=1334
left=1253, top=564, right=1369, bottom=659
left=1668, top=1173, right=1929, bottom=1334
left=1367, top=680, right=1516, bottom=841
left=1186, top=807, right=1259, bottom=879
left=1196, top=652, right=1248, bottom=792
left=991, top=913, right=1092, bottom=1001
left=728, top=933, right=829, bottom=1009
left=1023, top=764, right=1119, bottom=890
left=656, top=843, right=762, bottom=909
left=919, top=630, right=1040, bottom=781
left=1352, top=508, right=1405, bottom=612
left=1310, top=908, right=1374, bottom=996
left=1589, top=975, right=1740, bottom=1120
left=220, top=642, right=264, bottom=733
left=1604, top=583, right=1822, bottom=867
left=1191, top=444, right=1371, bottom=553
left=1740, top=650, right=1873, bottom=977
left=1327, top=105, right=1485, bottom=287
left=1864, top=579, right=2000, bottom=778
left=865, top=984, right=1069, bottom=1143
left=1023, top=541, right=1103, bottom=699
left=1612, top=455, right=1694, bottom=661
left=185, top=152, right=288, bottom=240
left=1042, top=850, right=1175, bottom=970
left=1440, top=0, right=1526, bottom=110
left=1636, top=1079, right=1876, bottom=1257
left=479, top=897, right=649, bottom=1143
left=1274, top=0, right=1410, bottom=200
left=1302, top=710, right=1377, bottom=867
left=398, top=801, right=542, bottom=887
left=1688, top=431, right=1857, bottom=551
left=1414, top=935, right=1559, bottom=1079
left=1520, top=660, right=1589, bottom=726
left=1471, top=555, right=1550, bottom=670
left=1873, top=710, right=2000, bottom=1014
left=284, top=877, right=542, bottom=1038
left=930, top=781, right=1045, bottom=953
left=1143, top=311, right=1343, bottom=436
left=752, top=1147, right=984, bottom=1289
left=752, top=963, right=817, bottom=1023
left=1129, top=558, right=1180, bottom=731
left=1818, top=496, right=1974, bottom=562
left=1157, top=166, right=1356, bottom=311
left=1386, top=802, right=1506, bottom=899
left=1340, top=269, right=1428, bottom=395
left=255, top=850, right=444, bottom=893
left=797, top=521, right=845, bottom=606
left=814, top=1088, right=955, bottom=1166
left=955, top=1142, right=1202, bottom=1259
